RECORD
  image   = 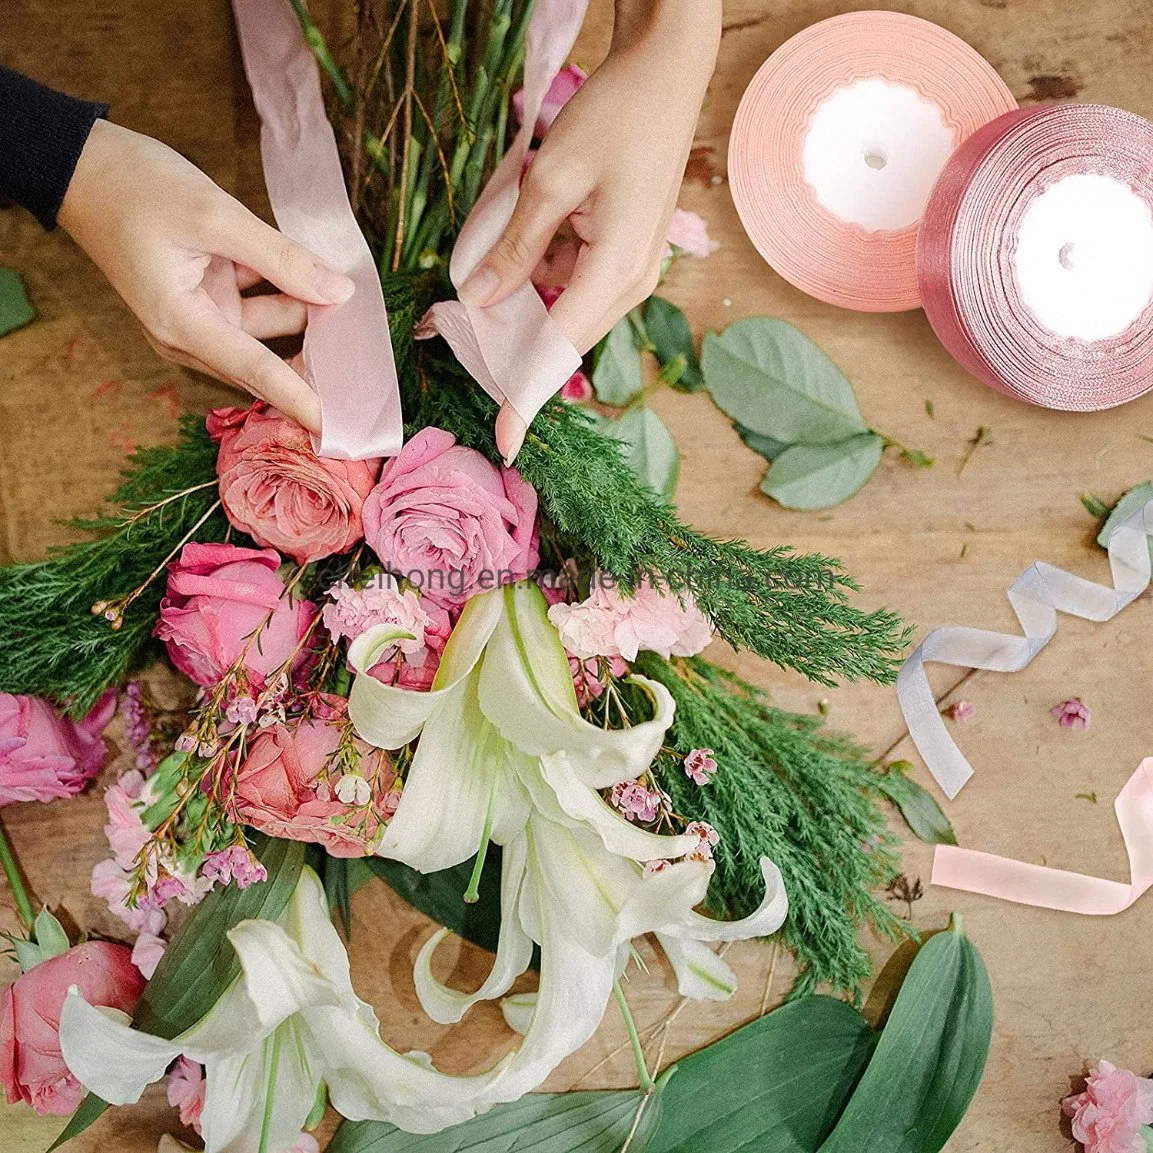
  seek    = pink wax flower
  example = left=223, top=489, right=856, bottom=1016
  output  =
left=0, top=690, right=115, bottom=807
left=167, top=1056, right=206, bottom=1133
left=362, top=427, right=540, bottom=605
left=684, top=747, right=718, bottom=786
left=207, top=403, right=380, bottom=564
left=948, top=699, right=976, bottom=722
left=201, top=844, right=268, bottom=889
left=1062, top=1060, right=1153, bottom=1153
left=512, top=64, right=587, bottom=138
left=665, top=209, right=719, bottom=259
left=235, top=708, right=395, bottom=858
left=1053, top=698, right=1091, bottom=730
left=560, top=370, right=594, bottom=403
left=0, top=941, right=145, bottom=1116
left=548, top=576, right=713, bottom=662
left=569, top=653, right=628, bottom=707
left=154, top=542, right=316, bottom=690
left=686, top=820, right=720, bottom=863
left=611, top=780, right=663, bottom=823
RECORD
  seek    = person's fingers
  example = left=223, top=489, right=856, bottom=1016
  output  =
left=239, top=293, right=309, bottom=340
left=459, top=164, right=576, bottom=309
left=175, top=302, right=322, bottom=431
left=235, top=264, right=264, bottom=291
left=495, top=404, right=528, bottom=466
left=211, top=202, right=354, bottom=306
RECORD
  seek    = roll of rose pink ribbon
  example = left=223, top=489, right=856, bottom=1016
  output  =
left=918, top=104, right=1153, bottom=410
left=728, top=11, right=1017, bottom=311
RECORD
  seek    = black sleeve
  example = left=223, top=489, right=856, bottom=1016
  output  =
left=0, top=66, right=108, bottom=230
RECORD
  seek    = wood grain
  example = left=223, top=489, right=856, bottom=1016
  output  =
left=3, top=1, right=1152, bottom=1150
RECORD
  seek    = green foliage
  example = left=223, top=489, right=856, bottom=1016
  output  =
left=0, top=415, right=228, bottom=714
left=597, top=406, right=680, bottom=499
left=636, top=655, right=911, bottom=998
left=1097, top=481, right=1153, bottom=564
left=762, top=435, right=885, bottom=510
left=592, top=317, right=645, bottom=405
left=874, top=762, right=957, bottom=847
left=644, top=296, right=703, bottom=392
left=0, top=267, right=36, bottom=336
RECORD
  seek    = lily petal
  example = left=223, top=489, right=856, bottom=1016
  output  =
left=654, top=933, right=737, bottom=1001
left=499, top=993, right=536, bottom=1036
left=661, top=858, right=789, bottom=941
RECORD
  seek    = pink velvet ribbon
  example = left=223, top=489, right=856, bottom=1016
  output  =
left=231, top=0, right=403, bottom=461
left=417, top=0, right=586, bottom=427
left=898, top=498, right=1153, bottom=914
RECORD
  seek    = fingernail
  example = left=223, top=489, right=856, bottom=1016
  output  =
left=501, top=425, right=527, bottom=467
left=315, top=268, right=355, bottom=304
left=460, top=266, right=500, bottom=309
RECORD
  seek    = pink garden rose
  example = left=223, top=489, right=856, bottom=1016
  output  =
left=208, top=404, right=381, bottom=564
left=0, top=690, right=115, bottom=807
left=0, top=942, right=145, bottom=1115
left=1063, top=1060, right=1153, bottom=1153
left=235, top=708, right=395, bottom=858
left=512, top=64, right=587, bottom=138
left=362, top=428, right=539, bottom=605
left=154, top=542, right=316, bottom=689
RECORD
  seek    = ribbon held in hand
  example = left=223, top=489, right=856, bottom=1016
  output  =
left=417, top=0, right=587, bottom=463
left=898, top=498, right=1153, bottom=914
left=232, top=0, right=402, bottom=461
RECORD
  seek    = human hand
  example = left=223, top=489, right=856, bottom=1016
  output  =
left=58, top=120, right=355, bottom=431
left=457, top=0, right=722, bottom=460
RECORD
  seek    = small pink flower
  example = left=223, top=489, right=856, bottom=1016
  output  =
left=167, top=1057, right=206, bottom=1134
left=560, top=371, right=593, bottom=403
left=1062, top=1059, right=1153, bottom=1153
left=685, top=820, right=720, bottom=863
left=611, top=780, right=662, bottom=823
left=643, top=859, right=672, bottom=877
left=512, top=64, right=587, bottom=138
left=201, top=845, right=268, bottom=889
left=948, top=700, right=976, bottom=722
left=225, top=695, right=258, bottom=726
left=1053, top=698, right=1091, bottom=730
left=684, top=748, right=717, bottom=786
left=295, top=1134, right=321, bottom=1153
left=665, top=209, right=719, bottom=259
left=568, top=653, right=628, bottom=707
left=130, top=932, right=166, bottom=979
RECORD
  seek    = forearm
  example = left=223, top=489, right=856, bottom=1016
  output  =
left=612, top=0, right=723, bottom=80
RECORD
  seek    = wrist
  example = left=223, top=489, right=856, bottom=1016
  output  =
left=611, top=0, right=722, bottom=66
left=57, top=118, right=119, bottom=239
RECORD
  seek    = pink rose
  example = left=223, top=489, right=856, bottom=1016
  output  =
left=1063, top=1060, right=1153, bottom=1153
left=0, top=942, right=145, bottom=1115
left=664, top=209, right=719, bottom=259
left=560, top=371, right=593, bottom=403
left=0, top=690, right=115, bottom=807
left=154, top=542, right=316, bottom=689
left=208, top=404, right=381, bottom=564
left=512, top=64, right=587, bottom=138
left=235, top=709, right=394, bottom=858
left=362, top=428, right=539, bottom=605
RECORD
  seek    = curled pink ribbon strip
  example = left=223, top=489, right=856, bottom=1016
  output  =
left=232, top=0, right=403, bottom=461
left=417, top=0, right=586, bottom=431
left=898, top=498, right=1153, bottom=914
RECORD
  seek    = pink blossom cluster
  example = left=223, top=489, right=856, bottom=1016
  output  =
left=611, top=779, right=667, bottom=823
left=1062, top=1059, right=1153, bottom=1153
left=568, top=653, right=628, bottom=706
left=201, top=844, right=268, bottom=889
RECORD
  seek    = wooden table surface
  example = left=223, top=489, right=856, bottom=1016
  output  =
left=3, top=1, right=1152, bottom=1150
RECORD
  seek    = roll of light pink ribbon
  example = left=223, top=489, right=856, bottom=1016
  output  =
left=728, top=11, right=1017, bottom=311
left=918, top=104, right=1153, bottom=410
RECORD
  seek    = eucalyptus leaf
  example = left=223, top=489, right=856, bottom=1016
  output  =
left=592, top=317, right=644, bottom=406
left=702, top=318, right=867, bottom=444
left=734, top=422, right=790, bottom=463
left=599, top=407, right=680, bottom=498
left=0, top=268, right=35, bottom=337
left=1098, top=481, right=1153, bottom=565
left=645, top=296, right=703, bottom=391
left=762, top=435, right=884, bottom=510
left=874, top=764, right=957, bottom=846
left=816, top=920, right=993, bottom=1153
left=327, top=1090, right=654, bottom=1153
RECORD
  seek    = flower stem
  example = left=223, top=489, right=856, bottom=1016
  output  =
left=464, top=810, right=495, bottom=905
left=0, top=815, right=35, bottom=932
left=613, top=981, right=655, bottom=1092
left=257, top=1028, right=284, bottom=1153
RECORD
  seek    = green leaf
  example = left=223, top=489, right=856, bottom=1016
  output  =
left=45, top=1093, right=109, bottom=1152
left=327, top=1091, right=654, bottom=1153
left=367, top=850, right=505, bottom=956
left=592, top=318, right=644, bottom=406
left=734, top=422, right=790, bottom=462
left=762, top=435, right=884, bottom=510
left=875, top=763, right=957, bottom=846
left=651, top=996, right=877, bottom=1153
left=702, top=318, right=867, bottom=445
left=1097, top=481, right=1153, bottom=565
left=599, top=407, right=680, bottom=498
left=816, top=921, right=993, bottom=1153
left=645, top=296, right=703, bottom=391
left=0, top=268, right=36, bottom=337
left=133, top=835, right=305, bottom=1039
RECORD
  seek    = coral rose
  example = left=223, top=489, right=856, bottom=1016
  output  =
left=0, top=691, right=115, bottom=807
left=154, top=542, right=316, bottom=690
left=362, top=427, right=539, bottom=605
left=0, top=942, right=145, bottom=1115
left=235, top=708, right=394, bottom=858
left=208, top=404, right=380, bottom=563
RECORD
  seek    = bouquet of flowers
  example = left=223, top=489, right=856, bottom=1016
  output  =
left=0, top=3, right=952, bottom=1151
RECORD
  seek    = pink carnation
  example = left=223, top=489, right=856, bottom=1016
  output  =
left=1063, top=1060, right=1153, bottom=1153
left=665, top=209, right=719, bottom=259
left=547, top=577, right=713, bottom=661
left=512, top=64, right=587, bottom=138
left=1053, top=698, right=1091, bottom=730
left=0, top=691, right=115, bottom=807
